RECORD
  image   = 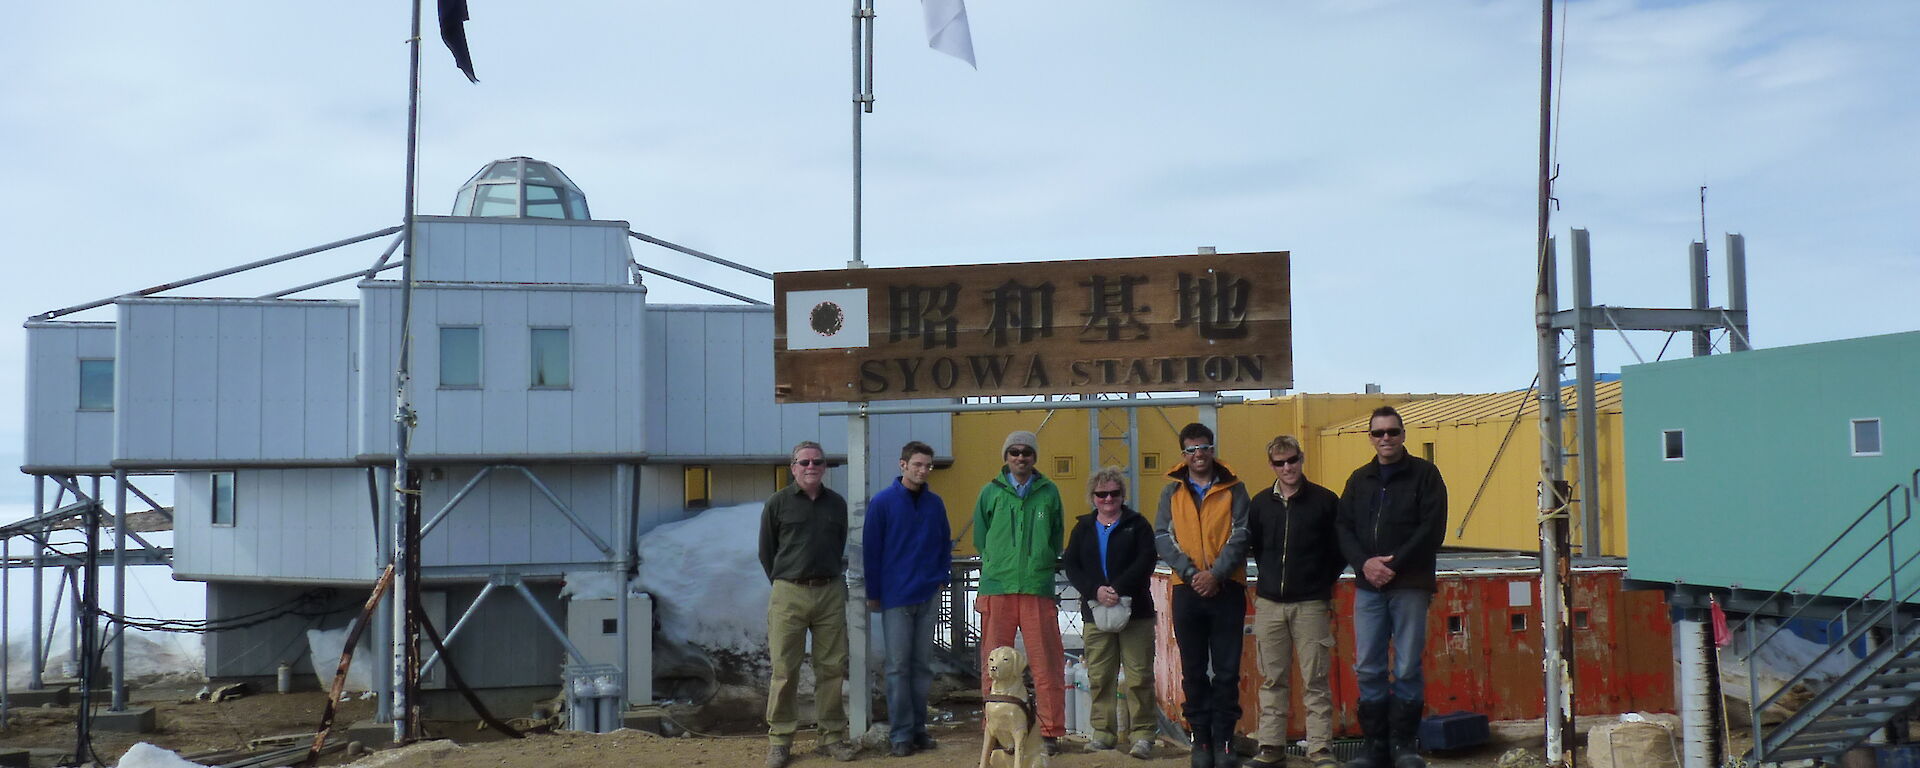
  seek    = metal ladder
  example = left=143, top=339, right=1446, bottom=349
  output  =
left=1739, top=469, right=1920, bottom=763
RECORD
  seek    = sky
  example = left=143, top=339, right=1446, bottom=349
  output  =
left=0, top=0, right=1916, bottom=519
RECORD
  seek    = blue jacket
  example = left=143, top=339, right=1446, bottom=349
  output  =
left=863, top=478, right=954, bottom=610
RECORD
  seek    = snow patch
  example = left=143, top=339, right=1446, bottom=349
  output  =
left=632, top=503, right=772, bottom=656
left=113, top=742, right=210, bottom=768
left=5, top=630, right=203, bottom=690
left=560, top=570, right=637, bottom=600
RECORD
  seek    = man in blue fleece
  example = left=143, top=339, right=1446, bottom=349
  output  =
left=864, top=440, right=954, bottom=757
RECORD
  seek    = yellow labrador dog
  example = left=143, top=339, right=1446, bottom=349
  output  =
left=981, top=645, right=1048, bottom=768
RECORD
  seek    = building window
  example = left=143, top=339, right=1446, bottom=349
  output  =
left=211, top=471, right=236, bottom=526
left=1662, top=430, right=1685, bottom=461
left=684, top=466, right=712, bottom=509
left=1422, top=442, right=1436, bottom=462
left=1574, top=609, right=1591, bottom=630
left=439, top=327, right=481, bottom=388
left=1141, top=453, right=1159, bottom=471
left=1053, top=457, right=1074, bottom=477
left=1853, top=419, right=1883, bottom=457
left=1447, top=614, right=1465, bottom=635
left=530, top=328, right=571, bottom=388
left=1510, top=612, right=1528, bottom=632
left=78, top=359, right=114, bottom=411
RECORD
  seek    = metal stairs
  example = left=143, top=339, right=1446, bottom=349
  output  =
left=1740, top=469, right=1920, bottom=764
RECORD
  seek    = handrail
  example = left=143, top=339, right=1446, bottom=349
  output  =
left=1747, top=468, right=1920, bottom=761
left=1755, top=548, right=1920, bottom=713
left=1736, top=485, right=1910, bottom=660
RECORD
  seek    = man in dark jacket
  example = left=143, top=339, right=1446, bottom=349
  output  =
left=1336, top=407, right=1447, bottom=768
left=1246, top=435, right=1344, bottom=768
left=1062, top=466, right=1159, bottom=760
left=759, top=441, right=856, bottom=768
left=864, top=441, right=953, bottom=756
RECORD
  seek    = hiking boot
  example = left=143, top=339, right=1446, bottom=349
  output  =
left=1215, top=740, right=1243, bottom=768
left=1389, top=698, right=1426, bottom=768
left=1043, top=736, right=1061, bottom=756
left=1191, top=737, right=1216, bottom=768
left=912, top=732, right=938, bottom=751
left=1246, top=745, right=1289, bottom=768
left=1348, top=699, right=1390, bottom=768
left=1086, top=734, right=1116, bottom=752
left=766, top=744, right=791, bottom=768
left=1129, top=738, right=1155, bottom=759
left=889, top=741, right=913, bottom=757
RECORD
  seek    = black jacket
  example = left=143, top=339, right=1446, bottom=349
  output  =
left=1062, top=507, right=1158, bottom=622
left=1335, top=455, right=1448, bottom=593
left=1247, top=479, right=1346, bottom=603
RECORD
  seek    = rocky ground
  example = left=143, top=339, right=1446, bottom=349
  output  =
left=0, top=685, right=1556, bottom=768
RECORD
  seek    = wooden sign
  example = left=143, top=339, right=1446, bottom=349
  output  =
left=774, top=251, right=1291, bottom=402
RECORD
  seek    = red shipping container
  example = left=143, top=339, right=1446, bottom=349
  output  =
left=1148, top=563, right=1672, bottom=739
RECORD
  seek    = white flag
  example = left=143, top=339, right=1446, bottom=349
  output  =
left=921, top=0, right=976, bottom=68
left=785, top=289, right=871, bottom=350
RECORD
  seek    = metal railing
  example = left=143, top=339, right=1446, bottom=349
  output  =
left=937, top=559, right=982, bottom=656
left=1737, top=468, right=1920, bottom=760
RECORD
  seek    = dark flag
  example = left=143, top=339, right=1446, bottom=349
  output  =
left=439, top=0, right=479, bottom=82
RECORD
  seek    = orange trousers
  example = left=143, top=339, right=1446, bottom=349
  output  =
left=977, top=593, right=1067, bottom=738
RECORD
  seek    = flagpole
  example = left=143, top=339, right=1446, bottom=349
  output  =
left=850, top=0, right=873, bottom=269
left=392, top=0, right=425, bottom=745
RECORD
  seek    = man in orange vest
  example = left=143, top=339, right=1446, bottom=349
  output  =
left=1153, top=422, right=1251, bottom=768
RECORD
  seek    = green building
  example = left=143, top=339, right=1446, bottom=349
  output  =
left=1625, top=330, right=1920, bottom=596
left=1624, top=330, right=1920, bottom=764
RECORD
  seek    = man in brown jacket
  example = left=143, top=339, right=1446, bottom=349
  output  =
left=1153, top=422, right=1251, bottom=768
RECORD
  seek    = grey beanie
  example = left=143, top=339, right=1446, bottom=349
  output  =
left=1003, top=430, right=1039, bottom=455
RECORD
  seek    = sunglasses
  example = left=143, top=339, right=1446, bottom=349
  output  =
left=1369, top=428, right=1404, bottom=438
left=792, top=458, right=827, bottom=467
left=1270, top=455, right=1302, bottom=467
left=1006, top=448, right=1036, bottom=458
left=1181, top=444, right=1215, bottom=455
left=1092, top=490, right=1123, bottom=500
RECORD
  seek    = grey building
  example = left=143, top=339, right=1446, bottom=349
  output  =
left=14, top=157, right=946, bottom=715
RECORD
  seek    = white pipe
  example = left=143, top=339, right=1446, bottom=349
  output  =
left=1675, top=618, right=1714, bottom=768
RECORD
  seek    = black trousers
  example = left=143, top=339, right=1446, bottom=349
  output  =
left=1171, top=580, right=1246, bottom=744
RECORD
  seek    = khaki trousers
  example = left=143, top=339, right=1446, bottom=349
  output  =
left=1083, top=617, right=1158, bottom=744
left=766, top=579, right=849, bottom=746
left=1252, top=597, right=1335, bottom=757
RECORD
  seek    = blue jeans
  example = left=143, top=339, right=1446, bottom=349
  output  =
left=1352, top=588, right=1432, bottom=703
left=882, top=598, right=937, bottom=745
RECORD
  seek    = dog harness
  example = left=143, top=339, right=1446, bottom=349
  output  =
left=983, top=693, right=1038, bottom=730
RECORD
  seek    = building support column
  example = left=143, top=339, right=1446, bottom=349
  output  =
left=372, top=466, right=395, bottom=722
left=1675, top=613, right=1720, bottom=768
left=29, top=474, right=45, bottom=690
left=111, top=469, right=128, bottom=710
left=1571, top=230, right=1603, bottom=555
left=845, top=407, right=872, bottom=738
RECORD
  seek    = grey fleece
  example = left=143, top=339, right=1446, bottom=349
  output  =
left=1151, top=479, right=1251, bottom=583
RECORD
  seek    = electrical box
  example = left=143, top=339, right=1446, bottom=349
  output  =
left=564, top=594, right=652, bottom=707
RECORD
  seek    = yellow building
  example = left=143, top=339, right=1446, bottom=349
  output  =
left=1316, top=381, right=1625, bottom=555
left=935, top=382, right=1624, bottom=557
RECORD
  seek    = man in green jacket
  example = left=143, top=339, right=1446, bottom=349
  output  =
left=972, top=429, right=1067, bottom=755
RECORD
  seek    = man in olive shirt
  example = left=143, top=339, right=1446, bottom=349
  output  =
left=759, top=441, right=856, bottom=768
